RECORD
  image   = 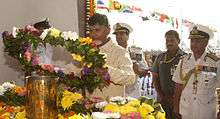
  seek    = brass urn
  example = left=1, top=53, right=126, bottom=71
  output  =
left=25, top=74, right=58, bottom=119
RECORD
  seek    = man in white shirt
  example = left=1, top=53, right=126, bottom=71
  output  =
left=113, top=23, right=149, bottom=98
left=113, top=22, right=132, bottom=49
left=113, top=23, right=144, bottom=98
left=88, top=13, right=136, bottom=98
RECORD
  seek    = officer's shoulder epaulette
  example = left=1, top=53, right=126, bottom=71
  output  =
left=205, top=53, right=220, bottom=62
left=182, top=53, right=192, bottom=60
left=180, top=52, right=188, bottom=58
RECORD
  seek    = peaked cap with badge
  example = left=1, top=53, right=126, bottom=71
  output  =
left=189, top=24, right=214, bottom=40
left=113, top=23, right=133, bottom=34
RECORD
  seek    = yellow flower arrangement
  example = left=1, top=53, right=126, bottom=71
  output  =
left=0, top=86, right=166, bottom=119
left=125, top=99, right=140, bottom=107
left=0, top=105, right=26, bottom=119
left=61, top=90, right=83, bottom=110
left=138, top=103, right=154, bottom=118
left=156, top=111, right=166, bottom=119
left=98, top=96, right=166, bottom=119
left=0, top=112, right=10, bottom=119
left=79, top=37, right=93, bottom=45
left=68, top=114, right=85, bottom=119
left=146, top=114, right=156, bottom=119
left=71, top=54, right=85, bottom=62
left=63, top=90, right=83, bottom=101
left=13, top=106, right=25, bottom=114
left=15, top=110, right=26, bottom=119
left=119, top=105, right=138, bottom=115
left=104, top=103, right=119, bottom=112
left=49, top=28, right=61, bottom=38
left=61, top=97, right=74, bottom=110
left=58, top=114, right=65, bottom=119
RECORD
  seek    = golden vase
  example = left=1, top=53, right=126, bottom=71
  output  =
left=216, top=88, right=220, bottom=110
left=25, top=74, right=58, bottom=119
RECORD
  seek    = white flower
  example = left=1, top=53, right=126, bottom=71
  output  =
left=95, top=101, right=108, bottom=109
left=92, top=112, right=120, bottom=119
left=0, top=86, right=6, bottom=95
left=109, top=96, right=128, bottom=105
left=126, top=96, right=137, bottom=101
left=54, top=67, right=64, bottom=73
left=68, top=31, right=78, bottom=41
left=61, top=31, right=78, bottom=41
left=40, top=29, right=49, bottom=40
left=12, top=27, right=18, bottom=38
left=120, top=100, right=127, bottom=105
left=110, top=96, right=125, bottom=102
left=54, top=67, right=60, bottom=73
left=2, top=82, right=15, bottom=90
left=60, top=32, right=68, bottom=40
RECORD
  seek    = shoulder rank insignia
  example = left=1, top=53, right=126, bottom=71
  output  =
left=205, top=53, right=220, bottom=62
left=186, top=53, right=192, bottom=60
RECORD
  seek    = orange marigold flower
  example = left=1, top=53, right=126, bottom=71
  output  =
left=15, top=87, right=27, bottom=96
left=5, top=106, right=14, bottom=113
left=64, top=111, right=75, bottom=118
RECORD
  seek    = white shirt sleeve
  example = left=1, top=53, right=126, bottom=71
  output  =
left=172, top=59, right=185, bottom=84
left=108, top=49, right=136, bottom=85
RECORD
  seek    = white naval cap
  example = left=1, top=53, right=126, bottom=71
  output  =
left=113, top=23, right=133, bottom=34
left=189, top=24, right=214, bottom=40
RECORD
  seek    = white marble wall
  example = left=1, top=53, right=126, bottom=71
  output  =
left=0, top=0, right=79, bottom=85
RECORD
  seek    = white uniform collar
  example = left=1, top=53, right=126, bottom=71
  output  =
left=191, top=51, right=207, bottom=65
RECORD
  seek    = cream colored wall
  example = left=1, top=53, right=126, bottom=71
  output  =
left=0, top=0, right=79, bottom=85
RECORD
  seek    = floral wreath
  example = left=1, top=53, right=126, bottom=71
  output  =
left=2, top=24, right=111, bottom=94
left=1, top=24, right=166, bottom=118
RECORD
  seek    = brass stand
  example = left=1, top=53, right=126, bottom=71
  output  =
left=216, top=88, right=220, bottom=111
left=25, top=74, right=58, bottom=119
